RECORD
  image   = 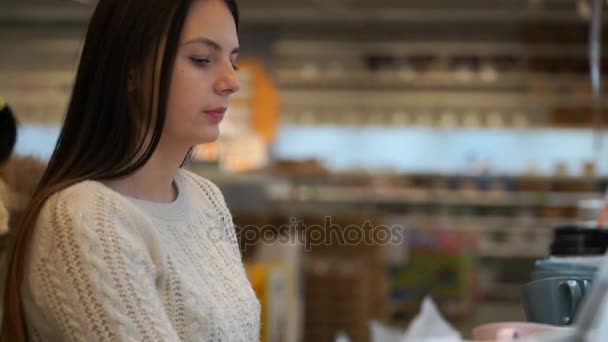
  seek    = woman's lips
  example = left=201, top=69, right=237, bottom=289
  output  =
left=204, top=107, right=227, bottom=122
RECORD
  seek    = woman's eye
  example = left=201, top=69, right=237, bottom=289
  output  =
left=190, top=57, right=211, bottom=66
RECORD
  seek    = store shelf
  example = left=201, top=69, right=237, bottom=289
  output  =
left=278, top=70, right=598, bottom=92
left=278, top=72, right=527, bottom=92
left=7, top=0, right=590, bottom=25
left=275, top=41, right=608, bottom=59
left=244, top=8, right=594, bottom=25
left=270, top=185, right=601, bottom=208
left=280, top=89, right=608, bottom=108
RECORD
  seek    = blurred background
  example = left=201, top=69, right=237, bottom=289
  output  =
left=2, top=0, right=608, bottom=341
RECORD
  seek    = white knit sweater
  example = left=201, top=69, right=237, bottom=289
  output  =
left=22, top=169, right=260, bottom=341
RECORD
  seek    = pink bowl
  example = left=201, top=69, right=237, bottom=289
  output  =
left=472, top=322, right=572, bottom=341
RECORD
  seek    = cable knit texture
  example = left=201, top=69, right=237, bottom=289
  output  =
left=22, top=169, right=261, bottom=341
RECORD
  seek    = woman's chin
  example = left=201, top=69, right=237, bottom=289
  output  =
left=195, top=126, right=221, bottom=144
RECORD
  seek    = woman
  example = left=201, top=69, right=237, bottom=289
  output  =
left=2, top=0, right=260, bottom=341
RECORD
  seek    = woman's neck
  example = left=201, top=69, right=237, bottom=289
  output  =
left=105, top=141, right=189, bottom=203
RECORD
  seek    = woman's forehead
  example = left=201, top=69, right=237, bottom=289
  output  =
left=180, top=0, right=239, bottom=50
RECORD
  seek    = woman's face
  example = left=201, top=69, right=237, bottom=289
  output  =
left=163, top=0, right=240, bottom=148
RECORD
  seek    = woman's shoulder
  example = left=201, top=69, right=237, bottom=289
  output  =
left=35, top=180, right=153, bottom=248
left=53, top=179, right=118, bottom=202
left=40, top=179, right=130, bottom=220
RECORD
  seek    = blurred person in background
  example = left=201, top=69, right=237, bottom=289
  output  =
left=0, top=97, right=17, bottom=329
left=0, top=98, right=46, bottom=232
left=0, top=97, right=16, bottom=236
left=0, top=98, right=46, bottom=329
left=1, top=0, right=260, bottom=341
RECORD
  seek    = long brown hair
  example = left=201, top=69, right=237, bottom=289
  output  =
left=1, top=0, right=239, bottom=340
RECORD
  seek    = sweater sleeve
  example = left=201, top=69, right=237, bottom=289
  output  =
left=25, top=185, right=180, bottom=342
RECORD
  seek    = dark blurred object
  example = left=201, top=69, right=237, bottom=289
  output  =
left=528, top=57, right=587, bottom=74
left=304, top=256, right=372, bottom=342
left=488, top=55, right=520, bottom=72
left=267, top=159, right=329, bottom=177
left=0, top=99, right=17, bottom=166
left=302, top=214, right=390, bottom=342
left=550, top=224, right=608, bottom=256
left=233, top=213, right=391, bottom=342
left=408, top=55, right=436, bottom=73
left=0, top=156, right=47, bottom=232
left=522, top=24, right=586, bottom=44
left=551, top=107, right=608, bottom=128
left=0, top=156, right=46, bottom=203
left=363, top=54, right=397, bottom=72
